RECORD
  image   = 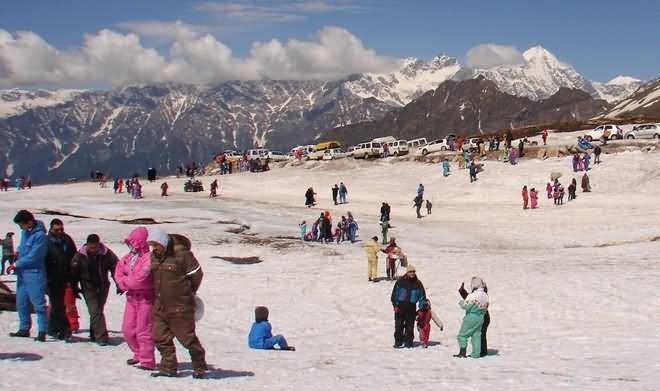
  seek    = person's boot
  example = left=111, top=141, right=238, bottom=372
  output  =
left=35, top=331, right=47, bottom=342
left=126, top=359, right=139, bottom=366
left=453, top=347, right=467, bottom=358
left=9, top=330, right=30, bottom=338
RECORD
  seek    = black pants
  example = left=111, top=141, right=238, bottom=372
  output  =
left=82, top=282, right=109, bottom=341
left=48, top=283, right=70, bottom=337
left=415, top=205, right=422, bottom=218
left=394, top=310, right=416, bottom=346
left=481, top=311, right=490, bottom=357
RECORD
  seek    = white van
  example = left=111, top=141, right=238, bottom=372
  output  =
left=247, top=148, right=269, bottom=159
left=386, top=140, right=409, bottom=156
left=407, top=138, right=428, bottom=149
left=290, top=145, right=315, bottom=156
left=353, top=141, right=382, bottom=159
left=372, top=136, right=397, bottom=144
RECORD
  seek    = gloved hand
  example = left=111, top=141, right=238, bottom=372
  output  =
left=460, top=282, right=464, bottom=290
left=116, top=287, right=125, bottom=296
left=6, top=264, right=16, bottom=274
left=393, top=306, right=400, bottom=314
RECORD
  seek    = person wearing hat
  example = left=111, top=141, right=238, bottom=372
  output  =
left=455, top=277, right=489, bottom=358
left=365, top=236, right=380, bottom=282
left=390, top=264, right=427, bottom=348
left=459, top=277, right=490, bottom=357
left=148, top=227, right=207, bottom=379
left=1, top=231, right=16, bottom=275
left=71, top=233, right=120, bottom=346
left=8, top=210, right=49, bottom=342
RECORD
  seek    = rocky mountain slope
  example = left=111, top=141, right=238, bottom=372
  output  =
left=322, top=76, right=610, bottom=147
left=595, top=77, right=660, bottom=120
left=0, top=81, right=393, bottom=181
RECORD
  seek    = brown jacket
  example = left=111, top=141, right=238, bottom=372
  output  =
left=151, top=234, right=203, bottom=315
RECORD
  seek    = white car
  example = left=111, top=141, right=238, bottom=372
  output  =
left=624, top=123, right=660, bottom=140
left=463, top=138, right=481, bottom=152
left=322, top=148, right=347, bottom=160
left=247, top=148, right=269, bottom=159
left=267, top=151, right=290, bottom=161
left=584, top=125, right=623, bottom=142
left=385, top=140, right=409, bottom=156
left=407, top=138, right=428, bottom=150
left=416, top=139, right=450, bottom=156
left=353, top=142, right=382, bottom=159
left=346, top=146, right=356, bottom=157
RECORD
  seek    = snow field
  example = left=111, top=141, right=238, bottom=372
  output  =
left=0, top=150, right=659, bottom=390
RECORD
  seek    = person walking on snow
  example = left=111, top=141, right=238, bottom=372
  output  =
left=542, top=129, right=548, bottom=145
left=546, top=182, right=553, bottom=199
left=380, top=220, right=391, bottom=245
left=442, top=158, right=450, bottom=177
left=522, top=186, right=529, bottom=209
left=45, top=219, right=77, bottom=341
left=1, top=232, right=15, bottom=275
left=455, top=277, right=489, bottom=358
left=115, top=227, right=156, bottom=370
left=426, top=200, right=432, bottom=215
left=338, top=182, right=348, bottom=204
left=594, top=145, right=602, bottom=164
left=530, top=188, right=538, bottom=209
left=568, top=179, right=577, bottom=201
left=8, top=210, right=48, bottom=342
left=582, top=153, right=591, bottom=171
left=71, top=234, right=120, bottom=345
left=417, top=183, right=424, bottom=198
left=304, top=187, right=316, bottom=207
left=413, top=194, right=423, bottom=219
left=581, top=173, right=591, bottom=192
left=457, top=277, right=490, bottom=357
left=148, top=228, right=207, bottom=379
left=416, top=299, right=443, bottom=348
left=210, top=179, right=218, bottom=198
left=160, top=182, right=168, bottom=197
left=391, top=265, right=426, bottom=348
left=298, top=221, right=306, bottom=241
left=331, top=184, right=339, bottom=205
left=365, top=236, right=380, bottom=282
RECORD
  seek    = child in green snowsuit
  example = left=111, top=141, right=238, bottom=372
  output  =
left=455, top=277, right=489, bottom=358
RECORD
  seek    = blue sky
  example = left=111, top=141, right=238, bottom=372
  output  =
left=0, top=0, right=658, bottom=88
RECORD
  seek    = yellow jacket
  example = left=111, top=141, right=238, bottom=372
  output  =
left=365, top=239, right=380, bottom=260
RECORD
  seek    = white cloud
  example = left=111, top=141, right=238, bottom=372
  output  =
left=0, top=26, right=398, bottom=88
left=116, top=20, right=221, bottom=40
left=194, top=1, right=362, bottom=24
left=466, top=44, right=525, bottom=69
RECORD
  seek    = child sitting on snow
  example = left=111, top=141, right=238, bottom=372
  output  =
left=416, top=300, right=444, bottom=348
left=248, top=306, right=295, bottom=351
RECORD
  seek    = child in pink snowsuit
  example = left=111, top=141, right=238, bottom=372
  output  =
left=115, top=227, right=155, bottom=370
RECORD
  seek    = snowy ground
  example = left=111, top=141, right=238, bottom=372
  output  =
left=1, top=147, right=659, bottom=390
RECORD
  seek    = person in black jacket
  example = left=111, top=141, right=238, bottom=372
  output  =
left=305, top=187, right=316, bottom=207
left=45, top=219, right=77, bottom=341
left=459, top=277, right=490, bottom=357
left=71, top=234, right=119, bottom=345
left=391, top=264, right=426, bottom=348
left=331, top=184, right=339, bottom=205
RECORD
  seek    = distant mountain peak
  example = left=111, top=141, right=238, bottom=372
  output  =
left=606, top=75, right=642, bottom=85
left=522, top=45, right=564, bottom=67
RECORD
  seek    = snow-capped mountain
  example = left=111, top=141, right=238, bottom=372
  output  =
left=346, top=46, right=639, bottom=105
left=0, top=89, right=83, bottom=118
left=592, top=76, right=643, bottom=104
left=324, top=76, right=610, bottom=147
left=344, top=55, right=461, bottom=106
left=595, top=77, right=660, bottom=120
left=0, top=81, right=394, bottom=181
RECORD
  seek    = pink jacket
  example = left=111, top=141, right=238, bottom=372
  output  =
left=115, top=227, right=154, bottom=297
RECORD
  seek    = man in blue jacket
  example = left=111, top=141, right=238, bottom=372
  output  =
left=391, top=264, right=426, bottom=348
left=8, top=210, right=49, bottom=342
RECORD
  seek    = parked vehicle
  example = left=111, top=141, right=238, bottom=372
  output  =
left=584, top=125, right=623, bottom=141
left=322, top=148, right=347, bottom=160
left=416, top=139, right=450, bottom=156
left=247, top=148, right=269, bottom=159
left=386, top=140, right=409, bottom=156
left=353, top=141, right=382, bottom=159
left=463, top=137, right=481, bottom=152
left=308, top=141, right=341, bottom=160
left=267, top=151, right=290, bottom=161
left=624, top=123, right=660, bottom=139
left=290, top=145, right=315, bottom=156
left=372, top=136, right=397, bottom=144
left=346, top=146, right=356, bottom=157
left=407, top=138, right=428, bottom=150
